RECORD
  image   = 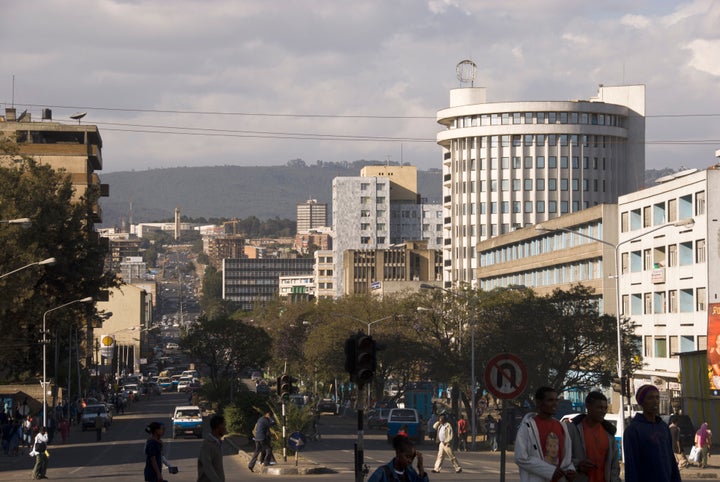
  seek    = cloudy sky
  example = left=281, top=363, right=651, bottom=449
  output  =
left=1, top=0, right=719, bottom=173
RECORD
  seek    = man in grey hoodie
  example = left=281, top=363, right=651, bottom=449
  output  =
left=565, top=391, right=620, bottom=482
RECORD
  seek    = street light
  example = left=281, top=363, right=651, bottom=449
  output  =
left=343, top=313, right=395, bottom=336
left=420, top=283, right=478, bottom=450
left=535, top=216, right=695, bottom=441
left=42, top=296, right=93, bottom=427
left=0, top=257, right=56, bottom=280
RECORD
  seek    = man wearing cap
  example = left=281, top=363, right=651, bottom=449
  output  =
left=623, top=384, right=681, bottom=482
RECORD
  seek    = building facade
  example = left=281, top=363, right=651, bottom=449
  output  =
left=478, top=204, right=618, bottom=312
left=436, top=85, right=645, bottom=288
left=222, top=257, right=315, bottom=311
left=314, top=250, right=335, bottom=300
left=296, top=199, right=328, bottom=233
left=617, top=167, right=717, bottom=408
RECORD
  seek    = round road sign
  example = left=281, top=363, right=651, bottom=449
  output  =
left=288, top=431, right=307, bottom=452
left=484, top=353, right=528, bottom=400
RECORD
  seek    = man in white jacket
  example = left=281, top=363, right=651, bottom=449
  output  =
left=432, top=413, right=462, bottom=473
left=514, top=387, right=576, bottom=482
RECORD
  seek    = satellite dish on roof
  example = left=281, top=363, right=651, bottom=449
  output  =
left=456, top=59, right=477, bottom=87
left=70, top=112, right=87, bottom=124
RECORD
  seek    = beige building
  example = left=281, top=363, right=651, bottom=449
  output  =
left=477, top=204, right=618, bottom=313
left=95, top=285, right=152, bottom=376
left=0, top=107, right=108, bottom=221
left=342, top=241, right=443, bottom=296
left=296, top=199, right=328, bottom=233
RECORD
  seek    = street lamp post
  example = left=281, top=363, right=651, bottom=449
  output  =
left=42, top=296, right=93, bottom=427
left=420, top=283, right=478, bottom=450
left=0, top=257, right=56, bottom=280
left=535, top=217, right=694, bottom=442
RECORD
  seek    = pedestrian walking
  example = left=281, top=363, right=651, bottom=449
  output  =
left=94, top=410, right=104, bottom=441
left=432, top=413, right=462, bottom=473
left=565, top=391, right=620, bottom=482
left=197, top=414, right=227, bottom=482
left=368, top=434, right=428, bottom=482
left=623, top=384, right=680, bottom=482
left=30, top=426, right=49, bottom=480
left=669, top=416, right=689, bottom=469
left=144, top=422, right=166, bottom=482
left=248, top=411, right=275, bottom=472
left=59, top=418, right=70, bottom=444
left=486, top=415, right=499, bottom=452
left=514, top=386, right=575, bottom=482
left=694, top=422, right=712, bottom=469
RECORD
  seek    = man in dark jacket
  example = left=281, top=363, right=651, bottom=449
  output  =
left=566, top=391, right=620, bottom=482
left=198, top=415, right=226, bottom=482
left=623, top=384, right=681, bottom=482
left=247, top=411, right=275, bottom=472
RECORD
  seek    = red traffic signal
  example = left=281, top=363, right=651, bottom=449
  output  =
left=355, top=335, right=376, bottom=385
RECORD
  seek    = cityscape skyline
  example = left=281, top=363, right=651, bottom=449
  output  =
left=1, top=0, right=719, bottom=174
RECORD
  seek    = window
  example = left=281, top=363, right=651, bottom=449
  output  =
left=630, top=251, right=642, bottom=272
left=524, top=156, right=533, bottom=169
left=696, top=191, right=706, bottom=215
left=621, top=212, right=629, bottom=232
left=548, top=156, right=557, bottom=168
left=622, top=295, right=630, bottom=315
left=572, top=179, right=579, bottom=191
left=631, top=293, right=642, bottom=315
left=697, top=287, right=706, bottom=311
left=513, top=179, right=521, bottom=191
left=502, top=157, right=509, bottom=169
left=536, top=201, right=545, bottom=213
left=537, top=112, right=545, bottom=124
left=668, top=198, right=677, bottom=222
left=668, top=244, right=677, bottom=267
left=491, top=157, right=498, bottom=170
left=524, top=179, right=533, bottom=191
left=512, top=157, right=521, bottom=169
left=679, top=194, right=693, bottom=219
left=361, top=210, right=370, bottom=217
left=501, top=179, right=509, bottom=191
left=680, top=288, right=694, bottom=312
left=536, top=156, right=545, bottom=168
left=549, top=179, right=557, bottom=191
left=513, top=201, right=521, bottom=213
left=561, top=179, right=569, bottom=191
left=360, top=223, right=370, bottom=230
left=669, top=290, right=677, bottom=312
left=536, top=134, right=545, bottom=146
left=502, top=201, right=509, bottom=213
left=644, top=293, right=652, bottom=314
left=630, top=209, right=641, bottom=230
left=525, top=112, right=533, bottom=124
left=361, top=183, right=369, bottom=191
left=491, top=180, right=497, bottom=192
left=376, top=197, right=385, bottom=204
left=679, top=241, right=693, bottom=265
left=654, top=292, right=666, bottom=314
left=644, top=336, right=652, bottom=357
left=491, top=202, right=497, bottom=214
left=561, top=201, right=568, bottom=213
left=548, top=201, right=557, bottom=213
left=621, top=252, right=629, bottom=274
left=536, top=179, right=545, bottom=191
left=655, top=337, right=667, bottom=358
left=524, top=135, right=534, bottom=146
left=643, top=249, right=652, bottom=270
left=524, top=201, right=533, bottom=213
left=560, top=156, right=568, bottom=168
left=643, top=206, right=651, bottom=228
left=653, top=202, right=666, bottom=225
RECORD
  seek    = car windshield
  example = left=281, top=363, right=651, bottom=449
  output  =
left=390, top=410, right=417, bottom=422
left=176, top=410, right=199, bottom=418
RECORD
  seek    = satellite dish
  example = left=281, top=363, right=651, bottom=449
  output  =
left=456, top=59, right=477, bottom=87
left=70, top=112, right=87, bottom=124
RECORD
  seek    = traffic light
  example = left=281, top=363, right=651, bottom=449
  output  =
left=344, top=335, right=357, bottom=375
left=355, top=334, right=376, bottom=386
left=278, top=374, right=292, bottom=401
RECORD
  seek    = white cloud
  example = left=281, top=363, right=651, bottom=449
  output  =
left=620, top=14, right=651, bottom=29
left=686, top=39, right=720, bottom=76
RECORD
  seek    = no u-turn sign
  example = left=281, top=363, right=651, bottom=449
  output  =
left=484, top=353, right=528, bottom=400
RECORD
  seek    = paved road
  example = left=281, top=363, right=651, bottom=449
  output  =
left=0, top=392, right=243, bottom=482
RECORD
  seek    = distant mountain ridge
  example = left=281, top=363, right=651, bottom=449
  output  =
left=99, top=165, right=676, bottom=228
left=98, top=164, right=444, bottom=228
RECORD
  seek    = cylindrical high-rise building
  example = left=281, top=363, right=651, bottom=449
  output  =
left=437, top=84, right=645, bottom=288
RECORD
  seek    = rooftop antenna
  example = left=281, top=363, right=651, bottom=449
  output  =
left=11, top=75, right=15, bottom=107
left=456, top=59, right=477, bottom=87
left=70, top=112, right=87, bottom=124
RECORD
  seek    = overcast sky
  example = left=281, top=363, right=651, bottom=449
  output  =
left=1, top=0, right=719, bottom=173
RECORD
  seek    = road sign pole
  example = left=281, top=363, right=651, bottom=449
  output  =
left=355, top=389, right=365, bottom=482
left=500, top=398, right=508, bottom=482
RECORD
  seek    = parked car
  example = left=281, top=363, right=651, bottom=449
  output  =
left=157, top=377, right=173, bottom=391
left=316, top=399, right=337, bottom=415
left=82, top=404, right=112, bottom=431
left=122, top=383, right=142, bottom=399
left=368, top=408, right=391, bottom=429
left=165, top=342, right=180, bottom=351
left=387, top=408, right=423, bottom=444
left=176, top=377, right=193, bottom=392
left=251, top=371, right=263, bottom=381
left=171, top=405, right=203, bottom=439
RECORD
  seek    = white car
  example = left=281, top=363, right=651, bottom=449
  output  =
left=177, top=377, right=193, bottom=392
left=82, top=404, right=112, bottom=431
left=165, top=342, right=180, bottom=350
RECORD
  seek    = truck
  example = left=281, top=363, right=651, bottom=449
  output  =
left=171, top=405, right=203, bottom=439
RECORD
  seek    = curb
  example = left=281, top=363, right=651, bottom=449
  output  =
left=224, top=435, right=335, bottom=476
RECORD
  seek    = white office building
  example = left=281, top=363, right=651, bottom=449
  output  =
left=437, top=84, right=646, bottom=288
left=617, top=166, right=719, bottom=408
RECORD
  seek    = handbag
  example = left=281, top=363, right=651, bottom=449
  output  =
left=689, top=445, right=701, bottom=463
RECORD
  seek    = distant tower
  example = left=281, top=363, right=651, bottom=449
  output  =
left=296, top=199, right=328, bottom=234
left=174, top=207, right=181, bottom=240
left=128, top=199, right=134, bottom=231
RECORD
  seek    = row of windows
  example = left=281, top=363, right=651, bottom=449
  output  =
left=360, top=210, right=386, bottom=217
left=455, top=200, right=594, bottom=221
left=453, top=134, right=615, bottom=152
left=360, top=236, right=386, bottom=245
left=360, top=196, right=386, bottom=204
left=318, top=282, right=334, bottom=290
left=468, top=177, right=607, bottom=193
left=480, top=223, right=603, bottom=267
left=463, top=155, right=609, bottom=171
left=360, top=183, right=385, bottom=191
left=360, top=223, right=386, bottom=231
left=623, top=287, right=707, bottom=315
left=621, top=239, right=706, bottom=272
left=480, top=259, right=603, bottom=291
left=620, top=191, right=704, bottom=232
left=643, top=334, right=701, bottom=359
left=452, top=112, right=625, bottom=129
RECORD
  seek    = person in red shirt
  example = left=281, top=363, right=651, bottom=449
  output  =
left=457, top=415, right=468, bottom=452
left=566, top=391, right=620, bottom=482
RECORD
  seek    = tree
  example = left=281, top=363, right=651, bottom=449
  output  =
left=0, top=141, right=117, bottom=383
left=181, top=313, right=272, bottom=403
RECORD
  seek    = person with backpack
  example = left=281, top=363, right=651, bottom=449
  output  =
left=368, top=434, right=428, bottom=482
left=30, top=426, right=49, bottom=480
